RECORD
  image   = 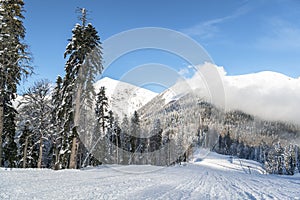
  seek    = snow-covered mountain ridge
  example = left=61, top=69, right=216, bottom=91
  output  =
left=140, top=63, right=300, bottom=126
left=94, top=77, right=157, bottom=119
left=14, top=77, right=157, bottom=120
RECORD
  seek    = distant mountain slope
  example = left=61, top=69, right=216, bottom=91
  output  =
left=94, top=77, right=157, bottom=119
left=137, top=65, right=300, bottom=151
left=140, top=63, right=300, bottom=126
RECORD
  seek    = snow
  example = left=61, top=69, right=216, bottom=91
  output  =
left=1, top=151, right=299, bottom=199
left=94, top=77, right=157, bottom=119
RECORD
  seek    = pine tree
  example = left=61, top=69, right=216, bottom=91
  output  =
left=106, top=110, right=114, bottom=163
left=2, top=97, right=18, bottom=167
left=50, top=76, right=63, bottom=169
left=130, top=111, right=140, bottom=152
left=89, top=86, right=109, bottom=164
left=0, top=0, right=32, bottom=167
left=59, top=8, right=103, bottom=169
left=150, top=119, right=163, bottom=165
left=284, top=145, right=296, bottom=175
left=95, top=86, right=108, bottom=134
left=113, top=115, right=121, bottom=164
left=129, top=111, right=141, bottom=164
left=121, top=115, right=130, bottom=164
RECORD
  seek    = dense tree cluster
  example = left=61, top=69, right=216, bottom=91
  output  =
left=217, top=131, right=299, bottom=175
left=140, top=92, right=300, bottom=174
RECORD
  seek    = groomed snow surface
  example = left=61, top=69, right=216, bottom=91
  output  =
left=1, top=151, right=299, bottom=200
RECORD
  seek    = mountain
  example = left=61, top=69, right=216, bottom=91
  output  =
left=94, top=77, right=157, bottom=119
left=139, top=63, right=300, bottom=126
left=137, top=64, right=300, bottom=156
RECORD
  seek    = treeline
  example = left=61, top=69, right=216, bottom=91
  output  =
left=140, top=93, right=300, bottom=175
left=217, top=131, right=300, bottom=175
left=6, top=79, right=178, bottom=169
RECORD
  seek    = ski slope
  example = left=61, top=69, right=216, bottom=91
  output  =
left=1, top=152, right=299, bottom=200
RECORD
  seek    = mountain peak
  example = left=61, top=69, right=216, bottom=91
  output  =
left=94, top=77, right=157, bottom=119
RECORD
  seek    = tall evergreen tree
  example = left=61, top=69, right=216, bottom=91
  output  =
left=2, top=97, right=18, bottom=167
left=50, top=76, right=63, bottom=169
left=89, top=86, right=109, bottom=164
left=59, top=8, right=102, bottom=169
left=121, top=115, right=130, bottom=164
left=130, top=111, right=140, bottom=153
left=0, top=0, right=32, bottom=167
left=106, top=110, right=114, bottom=163
left=129, top=111, right=141, bottom=164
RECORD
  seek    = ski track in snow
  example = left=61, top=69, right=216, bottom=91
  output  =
left=1, top=153, right=300, bottom=200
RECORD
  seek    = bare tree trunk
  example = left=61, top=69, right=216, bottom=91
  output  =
left=22, top=136, right=29, bottom=168
left=295, top=145, right=299, bottom=172
left=69, top=66, right=83, bottom=169
left=116, top=135, right=119, bottom=164
left=0, top=101, right=3, bottom=167
left=37, top=136, right=43, bottom=168
left=69, top=137, right=78, bottom=169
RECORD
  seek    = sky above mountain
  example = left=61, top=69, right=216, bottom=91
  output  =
left=22, top=0, right=300, bottom=92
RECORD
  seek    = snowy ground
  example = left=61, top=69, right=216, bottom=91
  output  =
left=1, top=152, right=300, bottom=200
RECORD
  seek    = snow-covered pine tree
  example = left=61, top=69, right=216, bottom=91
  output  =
left=130, top=111, right=140, bottom=151
left=106, top=110, right=114, bottom=163
left=113, top=115, right=121, bottom=164
left=129, top=111, right=141, bottom=164
left=0, top=0, right=32, bottom=167
left=274, top=142, right=284, bottom=175
left=90, top=86, right=109, bottom=164
left=103, top=110, right=121, bottom=164
left=121, top=115, right=130, bottom=164
left=3, top=96, right=18, bottom=167
left=150, top=119, right=163, bottom=165
left=17, top=80, right=52, bottom=168
left=59, top=8, right=102, bottom=169
left=49, top=76, right=63, bottom=169
left=284, top=145, right=296, bottom=175
left=95, top=86, right=108, bottom=134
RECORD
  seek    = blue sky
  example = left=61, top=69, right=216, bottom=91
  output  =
left=22, top=0, right=300, bottom=91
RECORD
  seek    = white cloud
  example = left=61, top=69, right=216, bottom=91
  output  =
left=182, top=4, right=250, bottom=39
left=185, top=63, right=300, bottom=125
left=178, top=68, right=190, bottom=76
